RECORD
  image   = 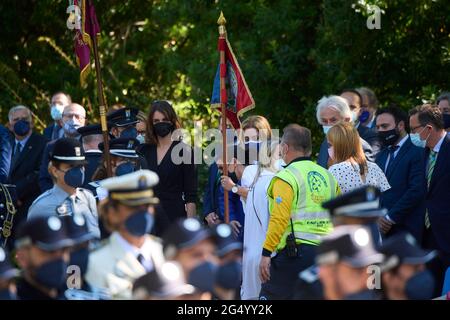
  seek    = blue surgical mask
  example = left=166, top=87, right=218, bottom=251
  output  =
left=115, top=162, right=136, bottom=176
left=410, top=127, right=428, bottom=148
left=35, top=258, right=68, bottom=289
left=124, top=210, right=154, bottom=237
left=69, top=246, right=90, bottom=276
left=136, top=134, right=146, bottom=144
left=13, top=120, right=31, bottom=136
left=64, top=166, right=85, bottom=188
left=63, top=119, right=82, bottom=136
left=322, top=125, right=332, bottom=135
left=405, top=270, right=435, bottom=300
left=120, top=126, right=138, bottom=139
left=359, top=110, right=370, bottom=123
left=215, top=261, right=242, bottom=290
left=51, top=104, right=65, bottom=121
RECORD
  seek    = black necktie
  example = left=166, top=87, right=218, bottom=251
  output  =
left=386, top=145, right=399, bottom=174
left=11, top=142, right=22, bottom=168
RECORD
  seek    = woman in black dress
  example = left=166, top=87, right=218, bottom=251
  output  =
left=137, top=101, right=197, bottom=226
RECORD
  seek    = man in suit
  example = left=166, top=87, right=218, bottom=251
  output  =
left=341, top=89, right=381, bottom=155
left=0, top=125, right=11, bottom=184
left=6, top=105, right=47, bottom=247
left=375, top=106, right=426, bottom=242
left=39, top=103, right=86, bottom=192
left=409, top=104, right=450, bottom=295
left=43, top=92, right=72, bottom=141
left=316, top=95, right=374, bottom=168
left=358, top=87, right=379, bottom=130
left=437, top=92, right=450, bottom=131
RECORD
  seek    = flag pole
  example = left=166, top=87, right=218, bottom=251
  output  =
left=217, top=12, right=229, bottom=224
left=88, top=0, right=112, bottom=177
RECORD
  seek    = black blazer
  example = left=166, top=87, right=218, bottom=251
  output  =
left=7, top=132, right=47, bottom=217
left=424, top=133, right=450, bottom=255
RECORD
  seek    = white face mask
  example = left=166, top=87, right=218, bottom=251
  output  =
left=136, top=134, right=146, bottom=144
left=274, top=158, right=286, bottom=171
left=50, top=104, right=65, bottom=121
left=410, top=127, right=429, bottom=148
left=322, top=125, right=332, bottom=135
left=328, top=146, right=334, bottom=160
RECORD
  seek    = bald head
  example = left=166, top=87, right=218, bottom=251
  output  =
left=63, top=103, right=87, bottom=127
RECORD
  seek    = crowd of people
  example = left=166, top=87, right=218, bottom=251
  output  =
left=0, top=88, right=449, bottom=300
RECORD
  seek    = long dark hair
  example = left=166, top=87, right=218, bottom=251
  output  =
left=145, top=100, right=181, bottom=145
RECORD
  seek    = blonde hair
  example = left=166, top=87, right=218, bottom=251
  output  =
left=241, top=115, right=272, bottom=141
left=327, top=123, right=367, bottom=176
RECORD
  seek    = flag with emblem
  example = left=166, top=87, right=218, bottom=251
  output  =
left=210, top=23, right=255, bottom=129
left=72, top=0, right=101, bottom=86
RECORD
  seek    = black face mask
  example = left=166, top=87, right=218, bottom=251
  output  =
left=153, top=122, right=174, bottom=138
left=378, top=128, right=400, bottom=146
left=443, top=114, right=450, bottom=129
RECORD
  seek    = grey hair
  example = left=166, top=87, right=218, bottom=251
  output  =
left=8, top=105, right=32, bottom=122
left=437, top=92, right=450, bottom=104
left=316, top=95, right=352, bottom=125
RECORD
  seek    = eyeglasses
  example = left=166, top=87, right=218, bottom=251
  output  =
left=410, top=125, right=424, bottom=133
left=62, top=113, right=85, bottom=121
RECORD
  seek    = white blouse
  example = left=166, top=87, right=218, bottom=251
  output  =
left=329, top=161, right=391, bottom=194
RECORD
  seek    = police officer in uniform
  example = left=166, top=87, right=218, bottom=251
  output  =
left=27, top=138, right=100, bottom=239
left=379, top=232, right=437, bottom=300
left=293, top=186, right=387, bottom=300
left=258, top=124, right=339, bottom=300
left=316, top=225, right=385, bottom=300
left=15, top=216, right=73, bottom=300
left=77, top=124, right=108, bottom=188
left=107, top=107, right=140, bottom=139
left=85, top=170, right=165, bottom=299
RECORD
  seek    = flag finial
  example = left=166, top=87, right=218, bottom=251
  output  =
left=217, top=11, right=227, bottom=26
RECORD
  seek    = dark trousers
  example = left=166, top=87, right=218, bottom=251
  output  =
left=259, top=244, right=316, bottom=300
left=422, top=227, right=450, bottom=297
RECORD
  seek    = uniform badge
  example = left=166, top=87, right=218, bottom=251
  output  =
left=75, top=147, right=81, bottom=157
left=125, top=109, right=131, bottom=118
left=56, top=203, right=69, bottom=216
left=48, top=216, right=62, bottom=231
left=276, top=196, right=283, bottom=204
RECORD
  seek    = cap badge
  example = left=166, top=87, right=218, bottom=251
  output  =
left=183, top=218, right=201, bottom=232
left=48, top=216, right=62, bottom=231
left=75, top=147, right=81, bottom=157
left=127, top=140, right=134, bottom=149
left=138, top=176, right=147, bottom=189
left=126, top=109, right=131, bottom=118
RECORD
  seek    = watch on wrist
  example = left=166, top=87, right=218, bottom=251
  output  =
left=231, top=184, right=239, bottom=194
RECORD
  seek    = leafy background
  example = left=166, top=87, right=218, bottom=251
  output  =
left=1, top=0, right=449, bottom=210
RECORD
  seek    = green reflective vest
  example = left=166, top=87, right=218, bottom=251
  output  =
left=268, top=160, right=337, bottom=251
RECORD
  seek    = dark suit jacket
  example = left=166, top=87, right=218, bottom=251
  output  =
left=0, top=125, right=11, bottom=183
left=376, top=137, right=426, bottom=242
left=358, top=125, right=382, bottom=157
left=424, top=134, right=450, bottom=255
left=38, top=140, right=56, bottom=193
left=43, top=123, right=62, bottom=141
left=7, top=132, right=47, bottom=240
left=317, top=136, right=374, bottom=169
left=202, top=162, right=220, bottom=218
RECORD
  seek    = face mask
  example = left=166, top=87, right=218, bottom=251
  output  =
left=35, top=258, right=68, bottom=289
left=378, top=128, right=400, bottom=146
left=443, top=114, right=450, bottom=129
left=115, top=162, right=136, bottom=176
left=215, top=261, right=242, bottom=290
left=153, top=122, right=174, bottom=138
left=13, top=119, right=31, bottom=136
left=351, top=112, right=359, bottom=123
left=64, top=166, right=85, bottom=188
left=274, top=158, right=286, bottom=171
left=229, top=172, right=239, bottom=184
left=405, top=270, right=435, bottom=300
left=322, top=125, right=332, bottom=135
left=136, top=134, right=146, bottom=144
left=63, top=119, right=82, bottom=136
left=51, top=104, right=65, bottom=121
left=328, top=146, right=334, bottom=160
left=188, top=261, right=218, bottom=293
left=124, top=210, right=154, bottom=237
left=69, top=247, right=89, bottom=276
left=0, top=289, right=16, bottom=300
left=410, top=127, right=429, bottom=148
left=120, top=126, right=138, bottom=139
left=359, top=110, right=370, bottom=123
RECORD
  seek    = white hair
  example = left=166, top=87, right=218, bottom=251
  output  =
left=316, top=95, right=352, bottom=125
left=8, top=105, right=32, bottom=122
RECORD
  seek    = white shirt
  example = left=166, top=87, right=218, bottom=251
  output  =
left=241, top=168, right=275, bottom=300
left=115, top=233, right=154, bottom=272
left=329, top=161, right=391, bottom=194
left=384, top=134, right=409, bottom=171
left=433, top=133, right=446, bottom=153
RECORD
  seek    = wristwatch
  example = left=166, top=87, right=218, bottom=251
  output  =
left=231, top=184, right=239, bottom=194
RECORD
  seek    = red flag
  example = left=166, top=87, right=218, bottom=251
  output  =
left=73, top=0, right=100, bottom=86
left=211, top=37, right=255, bottom=129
